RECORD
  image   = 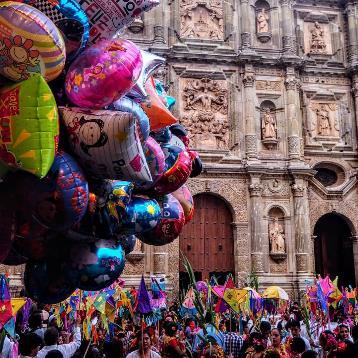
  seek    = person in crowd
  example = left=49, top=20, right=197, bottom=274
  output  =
left=267, top=327, right=289, bottom=357
left=245, top=332, right=267, bottom=358
left=45, top=350, right=64, bottom=358
left=286, top=320, right=311, bottom=351
left=287, top=337, right=306, bottom=357
left=36, top=316, right=81, bottom=358
left=126, top=328, right=161, bottom=358
left=184, top=318, right=197, bottom=349
left=28, top=311, right=46, bottom=340
left=18, top=333, right=43, bottom=358
left=223, top=319, right=243, bottom=358
left=260, top=321, right=272, bottom=344
left=336, top=324, right=352, bottom=343
left=162, top=322, right=186, bottom=357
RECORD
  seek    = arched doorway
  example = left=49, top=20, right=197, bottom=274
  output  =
left=314, top=213, right=355, bottom=288
left=179, top=194, right=234, bottom=290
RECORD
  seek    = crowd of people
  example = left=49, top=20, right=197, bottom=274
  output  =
left=2, top=299, right=358, bottom=358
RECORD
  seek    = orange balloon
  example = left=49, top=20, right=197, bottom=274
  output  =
left=141, top=77, right=177, bottom=131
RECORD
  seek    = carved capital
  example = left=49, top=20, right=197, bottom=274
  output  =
left=291, top=183, right=306, bottom=197
left=249, top=183, right=263, bottom=197
left=279, top=0, right=293, bottom=6
left=243, top=74, right=255, bottom=87
left=285, top=77, right=300, bottom=91
left=153, top=25, right=165, bottom=44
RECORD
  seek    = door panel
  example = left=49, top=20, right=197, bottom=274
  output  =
left=180, top=194, right=234, bottom=280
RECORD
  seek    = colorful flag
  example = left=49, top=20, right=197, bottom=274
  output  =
left=135, top=276, right=152, bottom=315
left=0, top=275, right=12, bottom=329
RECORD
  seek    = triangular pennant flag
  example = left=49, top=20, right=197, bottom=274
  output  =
left=4, top=317, right=15, bottom=338
left=135, top=276, right=152, bottom=315
left=11, top=298, right=26, bottom=315
left=0, top=275, right=12, bottom=329
left=93, top=294, right=107, bottom=314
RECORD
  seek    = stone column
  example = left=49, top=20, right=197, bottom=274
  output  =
left=232, top=222, right=250, bottom=285
left=285, top=69, right=301, bottom=161
left=249, top=177, right=264, bottom=273
left=240, top=0, right=252, bottom=51
left=351, top=236, right=358, bottom=286
left=352, top=75, right=358, bottom=125
left=153, top=245, right=168, bottom=275
left=243, top=66, right=258, bottom=159
left=291, top=179, right=311, bottom=273
left=346, top=2, right=358, bottom=64
left=280, top=0, right=295, bottom=54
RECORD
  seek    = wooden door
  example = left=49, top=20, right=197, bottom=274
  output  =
left=180, top=194, right=234, bottom=281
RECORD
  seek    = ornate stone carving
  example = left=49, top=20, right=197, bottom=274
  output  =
left=257, top=8, right=269, bottom=33
left=261, top=108, right=277, bottom=140
left=243, top=74, right=255, bottom=87
left=309, top=22, right=327, bottom=54
left=252, top=253, right=264, bottom=272
left=249, top=182, right=263, bottom=197
left=292, top=183, right=306, bottom=197
left=270, top=259, right=288, bottom=273
left=296, top=253, right=309, bottom=272
left=180, top=78, right=228, bottom=149
left=180, top=0, right=224, bottom=40
left=256, top=80, right=281, bottom=91
left=269, top=217, right=286, bottom=254
left=288, top=136, right=301, bottom=156
left=245, top=134, right=258, bottom=155
left=309, top=102, right=340, bottom=139
left=153, top=25, right=165, bottom=44
left=285, top=77, right=300, bottom=91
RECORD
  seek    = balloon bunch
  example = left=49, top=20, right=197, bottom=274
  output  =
left=0, top=1, right=202, bottom=304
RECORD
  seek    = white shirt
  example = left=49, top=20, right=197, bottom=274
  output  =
left=36, top=327, right=81, bottom=358
left=126, top=349, right=161, bottom=358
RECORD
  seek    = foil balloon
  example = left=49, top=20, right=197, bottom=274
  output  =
left=65, top=39, right=142, bottom=108
left=196, top=281, right=208, bottom=293
left=0, top=74, right=59, bottom=178
left=111, top=97, right=150, bottom=144
left=138, top=194, right=185, bottom=246
left=189, top=150, right=203, bottom=178
left=74, top=0, right=160, bottom=44
left=24, top=259, right=76, bottom=304
left=170, top=124, right=189, bottom=148
left=60, top=107, right=152, bottom=183
left=155, top=80, right=176, bottom=110
left=0, top=1, right=66, bottom=82
left=154, top=149, right=192, bottom=195
left=141, top=77, right=178, bottom=131
left=172, top=184, right=194, bottom=224
left=27, top=0, right=90, bottom=61
left=128, top=51, right=165, bottom=101
left=118, top=234, right=137, bottom=255
left=151, top=127, right=172, bottom=144
left=65, top=239, right=125, bottom=291
left=135, top=137, right=165, bottom=190
left=169, top=134, right=187, bottom=151
left=121, top=195, right=161, bottom=235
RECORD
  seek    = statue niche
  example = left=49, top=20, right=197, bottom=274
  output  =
left=180, top=78, right=228, bottom=150
left=260, top=101, right=278, bottom=149
left=310, top=102, right=340, bottom=139
left=180, top=0, right=224, bottom=40
left=255, top=0, right=271, bottom=43
left=310, top=22, right=327, bottom=54
left=268, top=207, right=286, bottom=261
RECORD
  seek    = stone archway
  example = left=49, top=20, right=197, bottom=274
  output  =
left=313, top=213, right=356, bottom=288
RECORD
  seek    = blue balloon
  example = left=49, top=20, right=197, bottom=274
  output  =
left=65, top=239, right=125, bottom=291
left=151, top=127, right=172, bottom=144
left=28, top=0, right=90, bottom=61
left=111, top=97, right=150, bottom=143
left=121, top=195, right=161, bottom=235
left=155, top=81, right=176, bottom=110
left=118, top=235, right=137, bottom=255
left=161, top=142, right=183, bottom=171
left=24, top=259, right=76, bottom=304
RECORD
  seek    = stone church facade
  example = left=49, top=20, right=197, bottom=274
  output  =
left=121, top=0, right=358, bottom=299
left=2, top=0, right=358, bottom=299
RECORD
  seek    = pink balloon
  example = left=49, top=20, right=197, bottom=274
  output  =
left=65, top=39, right=142, bottom=108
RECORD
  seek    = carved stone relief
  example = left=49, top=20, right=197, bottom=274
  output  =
left=256, top=80, right=282, bottom=91
left=257, top=8, right=269, bottom=34
left=180, top=0, right=224, bottom=40
left=270, top=258, right=288, bottom=273
left=304, top=22, right=332, bottom=55
left=308, top=102, right=340, bottom=139
left=262, top=179, right=290, bottom=197
left=180, top=78, right=229, bottom=149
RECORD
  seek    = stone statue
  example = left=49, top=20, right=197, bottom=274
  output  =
left=261, top=108, right=276, bottom=139
left=310, top=22, right=327, bottom=53
left=316, top=105, right=331, bottom=136
left=269, top=218, right=285, bottom=254
left=257, top=8, right=269, bottom=33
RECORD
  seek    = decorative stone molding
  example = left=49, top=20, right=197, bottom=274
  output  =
left=128, top=17, right=144, bottom=33
left=180, top=0, right=224, bottom=40
left=256, top=80, right=282, bottom=91
left=296, top=253, right=309, bottom=272
left=153, top=25, right=165, bottom=44
left=243, top=74, right=255, bottom=88
left=180, top=78, right=228, bottom=150
left=288, top=136, right=301, bottom=156
left=241, top=32, right=252, bottom=49
left=245, top=134, right=258, bottom=156
left=291, top=183, right=306, bottom=197
left=285, top=77, right=300, bottom=91
left=249, top=182, right=263, bottom=197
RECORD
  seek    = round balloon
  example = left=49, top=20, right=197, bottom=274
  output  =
left=24, top=259, right=75, bottom=304
left=28, top=0, right=90, bottom=61
left=74, top=0, right=159, bottom=44
left=118, top=234, right=137, bottom=255
left=0, top=74, right=59, bottom=178
left=135, top=137, right=165, bottom=191
left=155, top=80, right=176, bottom=110
left=0, top=1, right=66, bottom=82
left=138, top=194, right=185, bottom=246
left=128, top=50, right=165, bottom=101
left=189, top=150, right=203, bottom=178
left=154, top=149, right=192, bottom=195
left=60, top=107, right=152, bottom=183
left=172, top=184, right=194, bottom=224
left=65, top=239, right=125, bottom=291
left=121, top=195, right=161, bottom=235
left=111, top=97, right=150, bottom=144
left=141, top=77, right=178, bottom=131
left=65, top=39, right=142, bottom=108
